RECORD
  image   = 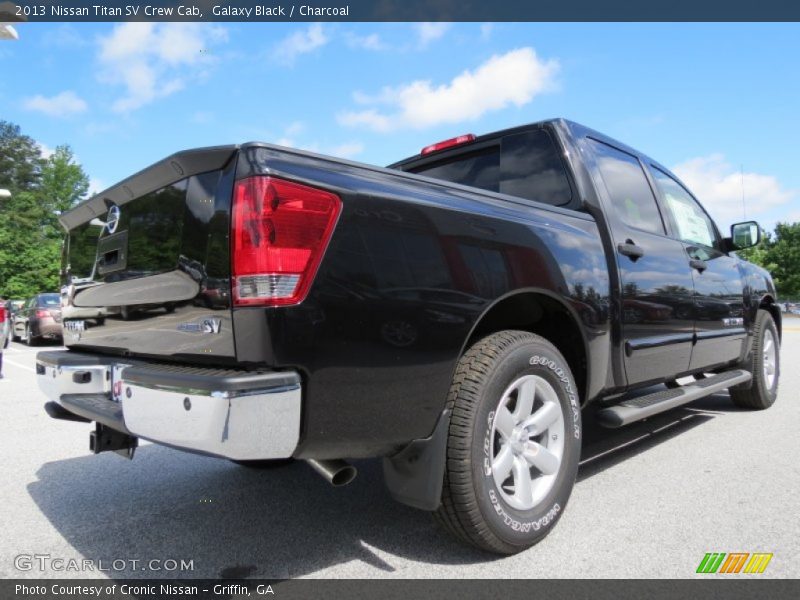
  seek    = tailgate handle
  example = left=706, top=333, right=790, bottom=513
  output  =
left=95, top=230, right=128, bottom=275
left=101, top=250, right=119, bottom=266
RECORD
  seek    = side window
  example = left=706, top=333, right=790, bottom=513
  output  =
left=588, top=139, right=665, bottom=235
left=650, top=167, right=717, bottom=249
left=499, top=130, right=573, bottom=206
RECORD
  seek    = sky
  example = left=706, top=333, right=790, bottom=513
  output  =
left=1, top=22, right=799, bottom=232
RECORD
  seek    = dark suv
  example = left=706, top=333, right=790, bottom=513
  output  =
left=11, top=293, right=62, bottom=346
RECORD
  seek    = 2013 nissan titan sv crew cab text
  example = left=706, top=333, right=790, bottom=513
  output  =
left=37, top=119, right=781, bottom=554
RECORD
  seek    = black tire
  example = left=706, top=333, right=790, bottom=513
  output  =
left=230, top=458, right=294, bottom=469
left=434, top=330, right=582, bottom=554
left=25, top=325, right=38, bottom=347
left=730, top=309, right=780, bottom=410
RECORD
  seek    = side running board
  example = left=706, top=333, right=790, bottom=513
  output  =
left=597, top=369, right=752, bottom=428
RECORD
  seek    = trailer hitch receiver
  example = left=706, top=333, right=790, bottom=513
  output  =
left=89, top=423, right=138, bottom=459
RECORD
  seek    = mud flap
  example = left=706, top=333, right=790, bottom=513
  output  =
left=382, top=409, right=451, bottom=511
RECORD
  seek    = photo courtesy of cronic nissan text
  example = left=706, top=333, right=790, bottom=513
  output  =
left=0, top=1, right=798, bottom=599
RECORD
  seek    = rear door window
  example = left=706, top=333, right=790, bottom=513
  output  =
left=588, top=139, right=665, bottom=235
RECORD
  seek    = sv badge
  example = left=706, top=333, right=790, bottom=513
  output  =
left=177, top=317, right=222, bottom=334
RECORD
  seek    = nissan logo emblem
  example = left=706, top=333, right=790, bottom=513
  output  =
left=106, top=205, right=120, bottom=234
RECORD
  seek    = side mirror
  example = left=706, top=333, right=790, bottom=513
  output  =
left=729, top=221, right=761, bottom=250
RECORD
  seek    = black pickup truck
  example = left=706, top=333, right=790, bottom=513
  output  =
left=37, top=119, right=780, bottom=554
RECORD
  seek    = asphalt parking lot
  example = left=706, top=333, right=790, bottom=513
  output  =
left=1, top=327, right=798, bottom=580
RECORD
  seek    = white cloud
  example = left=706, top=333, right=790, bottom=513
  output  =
left=270, top=135, right=363, bottom=160
left=415, top=23, right=450, bottom=48
left=672, top=154, right=796, bottom=230
left=88, top=177, right=105, bottom=196
left=284, top=121, right=305, bottom=136
left=43, top=24, right=90, bottom=48
left=329, top=142, right=364, bottom=159
left=23, top=91, right=87, bottom=117
left=191, top=110, right=213, bottom=124
left=97, top=23, right=228, bottom=112
left=338, top=109, right=394, bottom=132
left=273, top=24, right=328, bottom=65
left=37, top=142, right=55, bottom=159
left=275, top=137, right=300, bottom=149
left=338, top=47, right=559, bottom=133
left=345, top=31, right=385, bottom=51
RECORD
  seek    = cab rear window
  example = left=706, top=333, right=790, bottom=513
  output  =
left=409, top=129, right=573, bottom=207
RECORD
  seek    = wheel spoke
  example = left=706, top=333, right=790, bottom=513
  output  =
left=490, top=374, right=567, bottom=512
left=511, top=456, right=533, bottom=506
left=492, top=444, right=515, bottom=482
left=512, top=378, right=536, bottom=420
left=521, top=401, right=561, bottom=436
left=494, top=406, right=516, bottom=440
left=522, top=442, right=560, bottom=475
left=763, top=337, right=772, bottom=356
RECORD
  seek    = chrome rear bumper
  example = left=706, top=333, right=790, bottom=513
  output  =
left=36, top=351, right=302, bottom=460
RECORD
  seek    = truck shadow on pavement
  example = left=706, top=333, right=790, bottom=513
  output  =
left=28, top=391, right=739, bottom=578
left=578, top=391, right=744, bottom=481
left=28, top=442, right=486, bottom=578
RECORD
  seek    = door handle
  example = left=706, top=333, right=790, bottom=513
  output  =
left=689, top=259, right=707, bottom=272
left=618, top=241, right=644, bottom=261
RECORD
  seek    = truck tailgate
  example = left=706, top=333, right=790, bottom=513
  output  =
left=60, top=146, right=239, bottom=362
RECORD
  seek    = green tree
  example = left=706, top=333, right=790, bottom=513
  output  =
left=739, top=223, right=800, bottom=299
left=763, top=223, right=800, bottom=299
left=0, top=120, right=43, bottom=193
left=38, top=145, right=90, bottom=240
left=0, top=123, right=91, bottom=297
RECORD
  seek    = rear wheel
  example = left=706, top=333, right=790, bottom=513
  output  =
left=730, top=309, right=780, bottom=410
left=25, top=324, right=38, bottom=347
left=435, top=330, right=582, bottom=554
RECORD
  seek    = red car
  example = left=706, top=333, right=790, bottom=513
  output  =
left=0, top=302, right=9, bottom=350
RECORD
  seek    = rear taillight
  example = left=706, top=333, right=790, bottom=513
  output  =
left=0, top=307, right=5, bottom=323
left=231, top=176, right=341, bottom=307
left=36, top=309, right=49, bottom=318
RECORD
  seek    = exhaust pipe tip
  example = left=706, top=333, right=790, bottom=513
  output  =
left=306, top=458, right=357, bottom=487
left=330, top=464, right=357, bottom=487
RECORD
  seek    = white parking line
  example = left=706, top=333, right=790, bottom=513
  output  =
left=3, top=358, right=35, bottom=372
